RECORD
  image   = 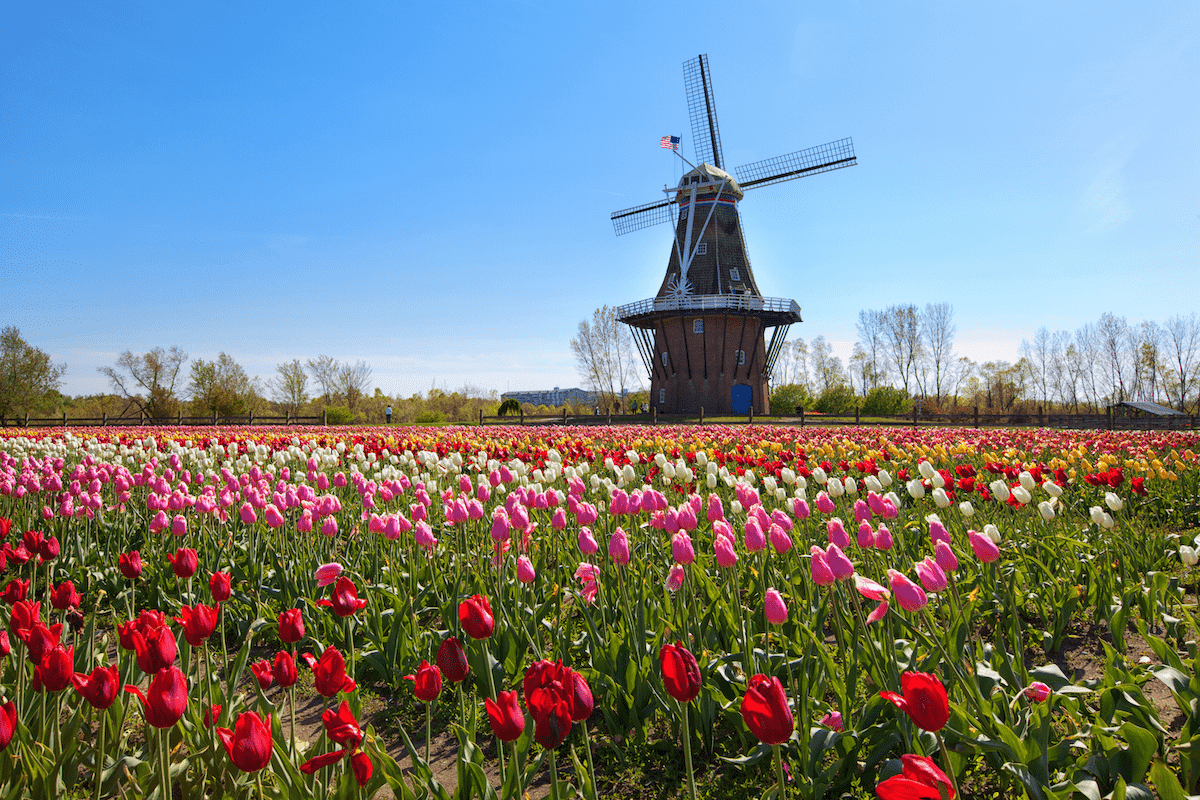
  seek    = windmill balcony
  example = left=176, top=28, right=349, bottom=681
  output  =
left=616, top=294, right=801, bottom=327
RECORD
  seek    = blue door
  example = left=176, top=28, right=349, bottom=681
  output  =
left=731, top=384, right=752, bottom=415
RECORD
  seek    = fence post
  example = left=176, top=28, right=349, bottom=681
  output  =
left=607, top=408, right=612, bottom=425
left=1106, top=405, right=1113, bottom=431
left=799, top=406, right=804, bottom=427
left=139, top=410, right=143, bottom=425
left=287, top=411, right=291, bottom=425
left=562, top=408, right=567, bottom=425
left=249, top=410, right=254, bottom=426
left=213, top=411, right=217, bottom=426
left=652, top=407, right=657, bottom=425
left=748, top=405, right=753, bottom=425
left=178, top=410, right=182, bottom=425
left=855, top=406, right=860, bottom=425
left=323, top=408, right=328, bottom=426
left=479, top=409, right=484, bottom=426
left=912, top=403, right=918, bottom=426
left=974, top=405, right=979, bottom=428
left=63, top=412, right=67, bottom=426
left=102, top=412, right=107, bottom=427
left=1038, top=406, right=1044, bottom=427
left=520, top=409, right=524, bottom=424
left=699, top=407, right=704, bottom=426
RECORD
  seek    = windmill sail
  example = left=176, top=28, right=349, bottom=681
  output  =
left=735, top=138, right=856, bottom=190
left=683, top=55, right=724, bottom=169
left=611, top=198, right=677, bottom=236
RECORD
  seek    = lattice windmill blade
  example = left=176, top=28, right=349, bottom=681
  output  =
left=734, top=137, right=856, bottom=190
left=611, top=198, right=676, bottom=236
left=683, top=55, right=724, bottom=169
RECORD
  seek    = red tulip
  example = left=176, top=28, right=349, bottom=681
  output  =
left=317, top=576, right=368, bottom=618
left=300, top=701, right=371, bottom=787
left=404, top=660, right=442, bottom=702
left=216, top=711, right=273, bottom=773
left=741, top=674, right=793, bottom=745
left=278, top=608, right=305, bottom=643
left=250, top=660, right=272, bottom=690
left=8, top=600, right=38, bottom=641
left=0, top=579, right=28, bottom=604
left=313, top=647, right=357, bottom=697
left=273, top=651, right=298, bottom=688
left=0, top=702, right=14, bottom=752
left=350, top=750, right=373, bottom=787
left=119, top=551, right=143, bottom=580
left=527, top=685, right=572, bottom=749
left=22, top=531, right=44, bottom=557
left=38, top=536, right=60, bottom=562
left=0, top=631, right=10, bottom=658
left=24, top=621, right=62, bottom=665
left=174, top=604, right=218, bottom=647
left=168, top=548, right=198, bottom=579
left=458, top=594, right=494, bottom=639
left=125, top=666, right=188, bottom=728
left=132, top=624, right=177, bottom=674
left=569, top=670, right=593, bottom=722
left=33, top=644, right=74, bottom=692
left=880, top=671, right=949, bottom=733
left=50, top=581, right=81, bottom=611
left=875, top=754, right=956, bottom=799
left=73, top=664, right=120, bottom=709
left=203, top=704, right=222, bottom=728
left=210, top=572, right=232, bottom=603
left=323, top=700, right=364, bottom=749
left=436, top=636, right=469, bottom=683
left=660, top=641, right=702, bottom=704
left=485, top=690, right=525, bottom=742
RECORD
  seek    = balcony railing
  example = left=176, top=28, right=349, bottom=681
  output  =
left=616, top=294, right=801, bottom=319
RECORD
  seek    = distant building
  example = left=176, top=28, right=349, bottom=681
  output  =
left=501, top=387, right=597, bottom=407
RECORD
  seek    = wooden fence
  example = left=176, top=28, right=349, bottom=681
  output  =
left=0, top=410, right=325, bottom=429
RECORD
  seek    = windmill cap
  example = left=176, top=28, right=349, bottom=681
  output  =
left=676, top=164, right=744, bottom=201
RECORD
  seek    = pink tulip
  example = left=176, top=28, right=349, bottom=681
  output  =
left=240, top=502, right=257, bottom=525
left=707, top=494, right=724, bottom=522
left=887, top=569, right=928, bottom=612
left=827, top=518, right=850, bottom=549
left=856, top=521, right=874, bottom=548
left=608, top=528, right=630, bottom=566
left=320, top=516, right=338, bottom=537
left=764, top=588, right=787, bottom=625
left=671, top=531, right=695, bottom=566
left=934, top=541, right=958, bottom=573
left=825, top=544, right=855, bottom=581
left=150, top=510, right=168, bottom=533
left=314, top=563, right=343, bottom=587
left=171, top=514, right=188, bottom=537
left=820, top=711, right=843, bottom=731
left=676, top=504, right=698, bottom=532
left=854, top=574, right=890, bottom=601
left=517, top=556, right=536, bottom=584
left=551, top=508, right=567, bottom=530
left=490, top=509, right=510, bottom=542
left=712, top=519, right=733, bottom=541
left=873, top=523, right=894, bottom=551
left=414, top=520, right=437, bottom=551
left=610, top=491, right=629, bottom=516
left=1024, top=682, right=1051, bottom=702
left=744, top=518, right=767, bottom=552
left=792, top=498, right=810, bottom=519
left=914, top=557, right=948, bottom=593
left=815, top=491, right=835, bottom=514
left=929, top=520, right=950, bottom=546
left=578, top=527, right=598, bottom=555
left=665, top=565, right=686, bottom=592
left=809, top=546, right=835, bottom=586
left=866, top=600, right=889, bottom=624
left=383, top=515, right=402, bottom=540
left=264, top=504, right=285, bottom=529
left=770, top=510, right=793, bottom=532
left=968, top=529, right=1000, bottom=563
left=714, top=535, right=738, bottom=568
left=853, top=499, right=871, bottom=524
left=768, top=524, right=793, bottom=555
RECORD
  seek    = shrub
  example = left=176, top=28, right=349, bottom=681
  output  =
left=769, top=384, right=816, bottom=415
left=498, top=398, right=521, bottom=416
left=814, top=385, right=857, bottom=415
left=862, top=386, right=911, bottom=416
left=415, top=410, right=447, bottom=424
left=324, top=406, right=354, bottom=425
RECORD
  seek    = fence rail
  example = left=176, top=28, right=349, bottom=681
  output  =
left=0, top=411, right=325, bottom=429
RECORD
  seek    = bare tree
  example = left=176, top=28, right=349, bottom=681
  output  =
left=570, top=306, right=639, bottom=412
left=1019, top=326, right=1052, bottom=407
left=855, top=309, right=888, bottom=390
left=789, top=338, right=810, bottom=392
left=305, top=356, right=339, bottom=404
left=269, top=359, right=309, bottom=413
left=881, top=305, right=922, bottom=394
left=1072, top=323, right=1100, bottom=410
left=1048, top=330, right=1074, bottom=410
left=337, top=360, right=373, bottom=411
left=920, top=302, right=956, bottom=404
left=0, top=327, right=66, bottom=419
left=1095, top=312, right=1131, bottom=403
left=99, top=346, right=188, bottom=418
left=1163, top=312, right=1200, bottom=412
left=1133, top=321, right=1163, bottom=402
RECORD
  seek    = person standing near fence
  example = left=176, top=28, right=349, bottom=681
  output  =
left=385, top=405, right=392, bottom=424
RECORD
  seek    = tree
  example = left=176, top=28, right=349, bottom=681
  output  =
left=570, top=306, right=639, bottom=413
left=306, top=356, right=339, bottom=403
left=188, top=353, right=261, bottom=417
left=268, top=360, right=309, bottom=413
left=881, top=305, right=922, bottom=394
left=336, top=360, right=372, bottom=411
left=99, top=346, right=188, bottom=418
left=855, top=309, right=887, bottom=390
left=0, top=327, right=66, bottom=419
left=1163, top=312, right=1199, bottom=412
left=920, top=303, right=955, bottom=403
left=1095, top=312, right=1131, bottom=403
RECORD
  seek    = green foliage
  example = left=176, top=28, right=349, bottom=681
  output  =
left=814, top=384, right=857, bottom=414
left=769, top=383, right=815, bottom=414
left=497, top=398, right=521, bottom=416
left=862, top=385, right=911, bottom=415
left=415, top=409, right=446, bottom=424
left=0, top=326, right=66, bottom=419
left=324, top=405, right=355, bottom=424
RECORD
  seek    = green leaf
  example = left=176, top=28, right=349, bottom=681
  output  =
left=1149, top=760, right=1186, bottom=800
left=1117, top=721, right=1159, bottom=783
left=1001, top=762, right=1047, bottom=800
left=720, top=743, right=773, bottom=768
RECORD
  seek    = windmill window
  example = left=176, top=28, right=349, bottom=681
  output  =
left=680, top=208, right=688, bottom=220
left=730, top=268, right=740, bottom=281
left=659, top=389, right=666, bottom=404
left=661, top=352, right=668, bottom=367
left=696, top=242, right=707, bottom=255
left=735, top=349, right=746, bottom=365
left=693, top=319, right=704, bottom=334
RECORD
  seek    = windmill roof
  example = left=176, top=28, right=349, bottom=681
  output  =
left=676, top=164, right=744, bottom=200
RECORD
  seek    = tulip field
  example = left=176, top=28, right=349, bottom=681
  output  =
left=0, top=423, right=1199, bottom=800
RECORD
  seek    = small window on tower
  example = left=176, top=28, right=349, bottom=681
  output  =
left=661, top=352, right=668, bottom=367
left=680, top=208, right=688, bottom=220
left=736, top=349, right=746, bottom=365
left=730, top=267, right=740, bottom=281
left=659, top=389, right=666, bottom=404
left=693, top=319, right=704, bottom=334
left=696, top=242, right=707, bottom=255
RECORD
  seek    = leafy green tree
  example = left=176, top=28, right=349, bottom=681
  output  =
left=815, top=385, right=857, bottom=415
left=0, top=327, right=66, bottom=419
left=769, top=383, right=816, bottom=415
left=862, top=386, right=911, bottom=415
left=269, top=359, right=309, bottom=413
left=188, top=353, right=260, bottom=417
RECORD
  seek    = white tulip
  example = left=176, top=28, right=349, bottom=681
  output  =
left=885, top=491, right=902, bottom=508
left=812, top=467, right=828, bottom=485
left=1104, top=492, right=1124, bottom=512
left=827, top=477, right=845, bottom=498
left=918, top=461, right=936, bottom=480
left=907, top=480, right=926, bottom=500
left=1018, top=471, right=1036, bottom=491
left=706, top=473, right=718, bottom=489
left=793, top=486, right=807, bottom=500
left=1037, top=501, right=1055, bottom=521
left=762, top=476, right=778, bottom=494
left=1089, top=506, right=1106, bottom=526
left=622, top=464, right=636, bottom=482
left=776, top=488, right=787, bottom=502
left=780, top=468, right=795, bottom=485
left=796, top=476, right=808, bottom=491
left=1011, top=486, right=1032, bottom=505
left=1181, top=545, right=1199, bottom=567
left=654, top=453, right=666, bottom=468
left=1042, top=480, right=1063, bottom=498
left=959, top=500, right=975, bottom=517
left=844, top=476, right=859, bottom=495
left=696, top=451, right=708, bottom=467
left=663, top=463, right=676, bottom=480
left=932, top=487, right=951, bottom=508
left=731, top=500, right=743, bottom=514
left=878, top=470, right=894, bottom=488
left=984, top=524, right=1002, bottom=543
left=989, top=480, right=1010, bottom=503
left=864, top=475, right=882, bottom=493
left=708, top=462, right=719, bottom=475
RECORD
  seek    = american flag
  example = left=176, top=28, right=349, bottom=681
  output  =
left=660, top=135, right=680, bottom=150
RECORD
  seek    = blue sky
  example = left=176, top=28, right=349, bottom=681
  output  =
left=4, top=2, right=1197, bottom=399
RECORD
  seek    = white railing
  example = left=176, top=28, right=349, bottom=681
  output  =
left=617, top=294, right=801, bottom=318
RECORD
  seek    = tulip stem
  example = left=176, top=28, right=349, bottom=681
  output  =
left=936, top=732, right=960, bottom=799
left=511, top=741, right=523, bottom=800
left=424, top=701, right=432, bottom=766
left=680, top=701, right=697, bottom=800
left=549, top=747, right=560, bottom=800
left=481, top=642, right=506, bottom=786
left=773, top=743, right=786, bottom=799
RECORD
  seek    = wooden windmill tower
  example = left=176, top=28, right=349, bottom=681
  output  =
left=612, top=54, right=856, bottom=415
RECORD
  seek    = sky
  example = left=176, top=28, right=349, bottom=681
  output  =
left=3, top=2, right=1198, bottom=400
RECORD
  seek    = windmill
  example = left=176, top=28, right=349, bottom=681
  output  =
left=612, top=54, right=856, bottom=415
